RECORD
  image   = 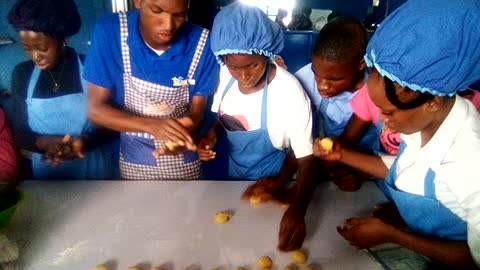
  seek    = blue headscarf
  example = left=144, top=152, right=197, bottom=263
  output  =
left=210, top=2, right=284, bottom=65
left=365, top=0, right=480, bottom=96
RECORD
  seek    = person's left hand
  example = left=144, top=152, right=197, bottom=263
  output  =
left=43, top=134, right=85, bottom=166
left=278, top=204, right=307, bottom=251
left=337, top=217, right=394, bottom=249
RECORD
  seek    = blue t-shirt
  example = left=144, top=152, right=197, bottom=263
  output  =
left=83, top=10, right=219, bottom=107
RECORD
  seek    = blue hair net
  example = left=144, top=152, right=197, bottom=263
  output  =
left=365, top=0, right=480, bottom=96
left=210, top=2, right=284, bottom=65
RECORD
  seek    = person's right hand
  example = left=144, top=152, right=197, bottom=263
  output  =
left=197, top=128, right=217, bottom=161
left=278, top=204, right=307, bottom=251
left=150, top=117, right=197, bottom=155
left=313, top=137, right=343, bottom=161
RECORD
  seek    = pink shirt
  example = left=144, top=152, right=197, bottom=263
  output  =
left=351, top=87, right=480, bottom=156
left=0, top=109, right=17, bottom=182
left=350, top=87, right=401, bottom=155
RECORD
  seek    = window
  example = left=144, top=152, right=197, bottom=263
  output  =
left=239, top=0, right=295, bottom=25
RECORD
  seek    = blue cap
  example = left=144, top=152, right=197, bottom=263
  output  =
left=210, top=2, right=284, bottom=65
left=365, top=0, right=480, bottom=96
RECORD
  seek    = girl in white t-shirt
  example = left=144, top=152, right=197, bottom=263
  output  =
left=199, top=2, right=317, bottom=251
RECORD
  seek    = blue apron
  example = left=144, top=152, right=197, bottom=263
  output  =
left=218, top=65, right=287, bottom=180
left=382, top=142, right=467, bottom=241
left=27, top=56, right=116, bottom=179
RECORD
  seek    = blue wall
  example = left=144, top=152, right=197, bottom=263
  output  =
left=0, top=0, right=112, bottom=91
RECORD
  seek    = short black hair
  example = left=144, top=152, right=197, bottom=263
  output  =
left=313, top=17, right=367, bottom=63
left=8, top=0, right=81, bottom=40
left=384, top=76, right=435, bottom=110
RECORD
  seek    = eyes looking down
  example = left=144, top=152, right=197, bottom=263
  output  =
left=223, top=54, right=270, bottom=93
left=136, top=0, right=189, bottom=51
left=311, top=56, right=364, bottom=98
left=19, top=30, right=64, bottom=71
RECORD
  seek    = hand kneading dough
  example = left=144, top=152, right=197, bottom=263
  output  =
left=292, top=250, right=308, bottom=264
left=258, top=256, right=273, bottom=269
left=319, top=138, right=334, bottom=152
left=92, top=265, right=109, bottom=270
left=214, top=211, right=232, bottom=224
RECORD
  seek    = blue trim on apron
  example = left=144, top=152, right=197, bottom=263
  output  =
left=382, top=142, right=467, bottom=241
left=27, top=56, right=115, bottom=179
left=218, top=64, right=287, bottom=180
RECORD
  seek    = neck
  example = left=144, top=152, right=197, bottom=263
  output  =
left=420, top=97, right=455, bottom=146
left=349, top=70, right=366, bottom=92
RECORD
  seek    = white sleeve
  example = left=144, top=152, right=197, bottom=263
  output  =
left=380, top=154, right=396, bottom=169
left=283, top=78, right=314, bottom=158
left=211, top=66, right=231, bottom=113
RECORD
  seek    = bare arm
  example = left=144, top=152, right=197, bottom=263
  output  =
left=339, top=115, right=372, bottom=148
left=340, top=148, right=389, bottom=179
left=87, top=83, right=193, bottom=145
left=390, top=229, right=477, bottom=268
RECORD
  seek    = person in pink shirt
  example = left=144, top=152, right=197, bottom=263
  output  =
left=0, top=108, right=18, bottom=182
left=343, top=85, right=480, bottom=169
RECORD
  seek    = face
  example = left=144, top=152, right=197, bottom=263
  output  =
left=135, top=0, right=188, bottom=50
left=311, top=56, right=363, bottom=98
left=223, top=54, right=268, bottom=92
left=19, top=31, right=63, bottom=70
left=367, top=68, right=431, bottom=134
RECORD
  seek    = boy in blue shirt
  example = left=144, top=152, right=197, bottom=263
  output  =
left=84, top=0, right=219, bottom=179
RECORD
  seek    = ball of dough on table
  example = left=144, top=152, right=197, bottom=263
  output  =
left=214, top=211, right=233, bottom=224
left=291, top=250, right=308, bottom=264
left=92, top=265, right=109, bottom=270
left=318, top=138, right=334, bottom=152
left=258, top=256, right=273, bottom=269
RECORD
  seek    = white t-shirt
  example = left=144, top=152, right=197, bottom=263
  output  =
left=391, top=96, right=480, bottom=264
left=211, top=64, right=313, bottom=158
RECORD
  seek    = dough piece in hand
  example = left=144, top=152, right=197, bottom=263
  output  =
left=291, top=250, right=308, bottom=264
left=258, top=256, right=273, bottom=269
left=214, top=211, right=233, bottom=224
left=250, top=196, right=262, bottom=205
left=319, top=138, right=334, bottom=152
left=165, top=141, right=181, bottom=151
left=91, top=265, right=109, bottom=270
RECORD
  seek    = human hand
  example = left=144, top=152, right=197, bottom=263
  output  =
left=313, top=137, right=343, bottom=161
left=337, top=216, right=394, bottom=249
left=41, top=134, right=85, bottom=166
left=241, top=178, right=288, bottom=204
left=274, top=55, right=288, bottom=69
left=278, top=204, right=307, bottom=251
left=197, top=128, right=217, bottom=161
left=151, top=117, right=197, bottom=157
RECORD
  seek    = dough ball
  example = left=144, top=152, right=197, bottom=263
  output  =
left=214, top=211, right=232, bottom=224
left=165, top=141, right=181, bottom=151
left=236, top=267, right=248, bottom=270
left=291, top=250, right=308, bottom=264
left=92, top=265, right=109, bottom=270
left=151, top=268, right=165, bottom=270
left=250, top=196, right=262, bottom=205
left=128, top=267, right=144, bottom=270
left=257, top=256, right=273, bottom=269
left=319, top=138, right=334, bottom=152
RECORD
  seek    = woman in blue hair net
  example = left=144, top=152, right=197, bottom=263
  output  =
left=199, top=2, right=318, bottom=251
left=314, top=0, right=480, bottom=267
left=8, top=0, right=118, bottom=179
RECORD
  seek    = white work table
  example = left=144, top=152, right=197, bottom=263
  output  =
left=8, top=180, right=388, bottom=270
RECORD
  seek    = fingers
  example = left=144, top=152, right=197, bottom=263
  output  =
left=157, top=119, right=194, bottom=145
left=198, top=149, right=216, bottom=161
left=278, top=223, right=306, bottom=251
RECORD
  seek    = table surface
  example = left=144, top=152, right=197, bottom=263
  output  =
left=8, top=180, right=388, bottom=270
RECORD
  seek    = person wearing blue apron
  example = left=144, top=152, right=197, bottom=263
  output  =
left=83, top=0, right=219, bottom=180
left=314, top=0, right=480, bottom=267
left=8, top=0, right=118, bottom=180
left=200, top=2, right=318, bottom=251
